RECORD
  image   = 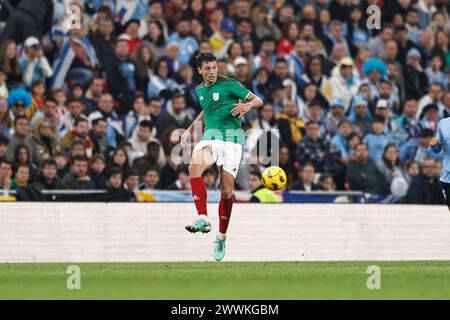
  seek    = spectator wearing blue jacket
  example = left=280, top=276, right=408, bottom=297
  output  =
left=363, top=115, right=392, bottom=164
left=19, top=37, right=53, bottom=87
left=400, top=128, right=443, bottom=165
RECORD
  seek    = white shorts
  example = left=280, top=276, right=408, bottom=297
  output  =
left=192, top=139, right=243, bottom=178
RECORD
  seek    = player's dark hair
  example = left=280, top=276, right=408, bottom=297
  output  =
left=196, top=52, right=217, bottom=68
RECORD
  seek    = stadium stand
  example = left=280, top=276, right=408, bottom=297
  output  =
left=0, top=0, right=449, bottom=204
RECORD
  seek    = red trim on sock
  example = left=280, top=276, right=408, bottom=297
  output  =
left=219, top=196, right=234, bottom=234
left=191, top=177, right=207, bottom=215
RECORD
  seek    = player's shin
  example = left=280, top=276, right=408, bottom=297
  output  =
left=190, top=177, right=208, bottom=218
left=218, top=196, right=234, bottom=239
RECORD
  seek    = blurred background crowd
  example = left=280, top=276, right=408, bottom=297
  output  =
left=0, top=0, right=449, bottom=203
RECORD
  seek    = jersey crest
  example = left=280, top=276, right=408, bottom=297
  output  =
left=213, top=92, right=220, bottom=101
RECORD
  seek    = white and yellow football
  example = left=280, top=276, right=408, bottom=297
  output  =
left=261, top=166, right=287, bottom=191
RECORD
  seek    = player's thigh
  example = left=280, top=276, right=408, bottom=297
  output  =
left=190, top=146, right=215, bottom=174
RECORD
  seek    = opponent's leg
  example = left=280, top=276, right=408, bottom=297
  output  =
left=214, top=169, right=235, bottom=261
left=186, top=147, right=215, bottom=233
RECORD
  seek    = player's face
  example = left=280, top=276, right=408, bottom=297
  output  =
left=199, top=61, right=218, bottom=84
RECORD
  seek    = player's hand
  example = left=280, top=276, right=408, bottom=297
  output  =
left=231, top=102, right=252, bottom=117
left=180, top=129, right=191, bottom=147
left=430, top=137, right=440, bottom=147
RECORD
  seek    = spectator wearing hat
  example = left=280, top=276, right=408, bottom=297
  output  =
left=233, top=56, right=251, bottom=89
left=327, top=57, right=360, bottom=112
left=326, top=100, right=346, bottom=137
left=348, top=96, right=372, bottom=138
left=7, top=88, right=32, bottom=124
left=403, top=48, right=429, bottom=100
left=104, top=34, right=136, bottom=113
left=374, top=100, right=399, bottom=141
left=19, top=37, right=53, bottom=87
left=167, top=17, right=199, bottom=66
left=400, top=128, right=443, bottom=165
left=209, top=18, right=236, bottom=59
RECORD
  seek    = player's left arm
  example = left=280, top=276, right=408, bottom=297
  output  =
left=231, top=93, right=263, bottom=117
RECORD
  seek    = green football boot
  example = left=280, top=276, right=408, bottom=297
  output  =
left=185, top=218, right=211, bottom=234
left=213, top=236, right=226, bottom=261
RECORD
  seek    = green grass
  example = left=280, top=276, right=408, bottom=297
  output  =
left=1, top=261, right=450, bottom=299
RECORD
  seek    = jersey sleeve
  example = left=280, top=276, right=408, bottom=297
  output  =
left=229, top=79, right=251, bottom=100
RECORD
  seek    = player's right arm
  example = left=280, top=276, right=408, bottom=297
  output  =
left=180, top=111, right=204, bottom=146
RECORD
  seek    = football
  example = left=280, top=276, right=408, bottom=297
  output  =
left=261, top=166, right=287, bottom=191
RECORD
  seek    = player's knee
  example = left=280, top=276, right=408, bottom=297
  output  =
left=189, top=163, right=202, bottom=177
left=221, top=188, right=233, bottom=199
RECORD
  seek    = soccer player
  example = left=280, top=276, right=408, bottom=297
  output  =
left=430, top=116, right=450, bottom=211
left=181, top=52, right=263, bottom=261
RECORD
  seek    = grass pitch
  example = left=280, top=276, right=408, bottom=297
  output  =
left=1, top=261, right=450, bottom=299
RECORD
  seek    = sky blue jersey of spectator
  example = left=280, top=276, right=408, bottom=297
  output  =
left=363, top=133, right=391, bottom=164
left=167, top=33, right=198, bottom=65
left=431, top=117, right=450, bottom=183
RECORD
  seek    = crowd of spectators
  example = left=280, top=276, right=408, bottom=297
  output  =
left=0, top=0, right=449, bottom=204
